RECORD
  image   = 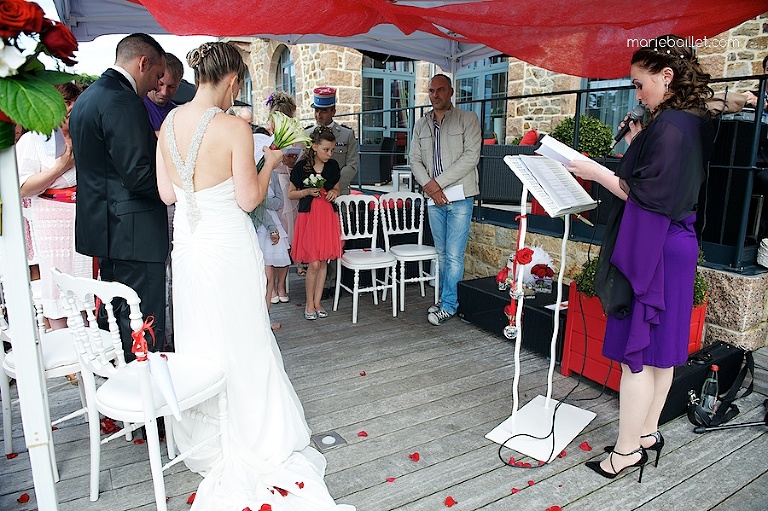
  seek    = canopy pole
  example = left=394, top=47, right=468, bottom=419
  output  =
left=0, top=146, right=60, bottom=510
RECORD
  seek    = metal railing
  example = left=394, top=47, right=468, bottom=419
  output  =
left=306, top=74, right=767, bottom=270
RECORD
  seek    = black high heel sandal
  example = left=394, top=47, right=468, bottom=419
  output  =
left=603, top=431, right=665, bottom=467
left=585, top=447, right=648, bottom=483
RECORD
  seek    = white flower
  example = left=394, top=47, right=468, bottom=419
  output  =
left=0, top=40, right=27, bottom=78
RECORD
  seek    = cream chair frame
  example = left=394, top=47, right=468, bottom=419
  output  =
left=52, top=268, right=228, bottom=511
left=333, top=195, right=398, bottom=323
left=378, top=192, right=439, bottom=311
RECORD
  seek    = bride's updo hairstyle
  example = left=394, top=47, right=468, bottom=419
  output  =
left=187, top=42, right=246, bottom=86
left=631, top=34, right=713, bottom=113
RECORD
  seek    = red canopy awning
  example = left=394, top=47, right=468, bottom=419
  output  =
left=61, top=0, right=767, bottom=78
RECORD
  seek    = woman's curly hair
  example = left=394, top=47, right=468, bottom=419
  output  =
left=303, top=126, right=336, bottom=176
left=631, top=34, right=713, bottom=114
left=266, top=90, right=297, bottom=117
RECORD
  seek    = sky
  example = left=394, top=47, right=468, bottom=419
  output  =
left=38, top=0, right=214, bottom=82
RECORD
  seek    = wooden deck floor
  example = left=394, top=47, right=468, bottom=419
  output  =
left=2, top=272, right=767, bottom=511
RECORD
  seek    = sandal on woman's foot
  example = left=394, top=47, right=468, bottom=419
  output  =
left=316, top=309, right=328, bottom=318
left=304, top=309, right=318, bottom=320
left=278, top=295, right=290, bottom=303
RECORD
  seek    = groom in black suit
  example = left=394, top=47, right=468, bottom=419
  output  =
left=70, top=34, right=169, bottom=362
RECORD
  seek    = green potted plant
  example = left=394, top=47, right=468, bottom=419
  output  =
left=550, top=116, right=614, bottom=158
left=561, top=256, right=708, bottom=391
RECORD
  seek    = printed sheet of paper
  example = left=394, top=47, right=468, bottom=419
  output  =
left=536, top=135, right=614, bottom=175
left=504, top=155, right=597, bottom=217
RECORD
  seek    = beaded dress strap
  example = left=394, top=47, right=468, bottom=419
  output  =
left=165, top=107, right=222, bottom=232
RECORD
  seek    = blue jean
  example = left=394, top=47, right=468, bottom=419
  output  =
left=427, top=197, right=473, bottom=314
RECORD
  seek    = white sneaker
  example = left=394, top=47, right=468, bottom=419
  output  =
left=427, top=302, right=441, bottom=314
left=428, top=309, right=454, bottom=326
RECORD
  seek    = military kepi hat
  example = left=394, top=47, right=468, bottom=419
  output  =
left=312, top=86, right=336, bottom=109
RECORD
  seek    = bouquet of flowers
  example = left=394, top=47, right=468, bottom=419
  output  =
left=256, top=110, right=310, bottom=172
left=303, top=173, right=326, bottom=190
left=270, top=110, right=310, bottom=150
left=0, top=0, right=79, bottom=149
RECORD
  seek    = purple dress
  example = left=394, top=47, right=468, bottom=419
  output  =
left=599, top=109, right=714, bottom=372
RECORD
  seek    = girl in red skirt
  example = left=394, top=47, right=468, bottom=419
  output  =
left=289, top=126, right=343, bottom=319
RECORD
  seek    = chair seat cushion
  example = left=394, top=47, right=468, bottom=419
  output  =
left=389, top=244, right=437, bottom=259
left=341, top=251, right=397, bottom=269
left=2, top=328, right=112, bottom=375
left=96, top=353, right=225, bottom=421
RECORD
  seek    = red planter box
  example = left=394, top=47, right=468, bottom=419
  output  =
left=560, top=281, right=706, bottom=392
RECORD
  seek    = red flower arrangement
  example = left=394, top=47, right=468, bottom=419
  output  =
left=515, top=247, right=534, bottom=265
left=531, top=263, right=555, bottom=279
left=0, top=0, right=79, bottom=148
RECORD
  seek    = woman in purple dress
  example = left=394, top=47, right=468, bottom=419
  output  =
left=567, top=34, right=715, bottom=482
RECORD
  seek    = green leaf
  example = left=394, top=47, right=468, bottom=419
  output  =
left=30, top=70, right=77, bottom=86
left=0, top=75, right=66, bottom=136
left=0, top=122, right=14, bottom=150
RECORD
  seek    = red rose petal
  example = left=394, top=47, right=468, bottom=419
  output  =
left=522, top=462, right=532, bottom=468
left=511, top=488, right=520, bottom=494
left=558, top=450, right=567, bottom=458
left=359, top=371, right=366, bottom=376
left=508, top=456, right=515, bottom=464
left=51, top=426, right=58, bottom=431
left=17, top=493, right=30, bottom=503
left=538, top=460, right=545, bottom=466
left=296, top=481, right=304, bottom=489
left=187, top=492, right=196, bottom=504
left=6, top=452, right=18, bottom=459
left=527, top=480, right=535, bottom=486
left=386, top=477, right=396, bottom=483
left=259, top=505, right=271, bottom=511
left=244, top=508, right=253, bottom=511
left=133, top=438, right=145, bottom=445
left=357, top=431, right=368, bottom=437
left=408, top=452, right=420, bottom=462
left=546, top=507, right=562, bottom=511
left=274, top=487, right=288, bottom=497
left=445, top=496, right=457, bottom=507
left=579, top=441, right=592, bottom=451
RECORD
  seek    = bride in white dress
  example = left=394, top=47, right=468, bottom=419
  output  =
left=155, top=42, right=354, bottom=511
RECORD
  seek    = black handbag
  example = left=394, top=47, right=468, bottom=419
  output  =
left=687, top=349, right=754, bottom=430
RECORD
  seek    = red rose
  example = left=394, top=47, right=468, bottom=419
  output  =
left=0, top=0, right=44, bottom=38
left=40, top=20, right=78, bottom=66
left=516, top=247, right=534, bottom=265
left=495, top=266, right=509, bottom=284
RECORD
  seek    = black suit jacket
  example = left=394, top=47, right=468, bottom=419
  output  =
left=70, top=68, right=169, bottom=262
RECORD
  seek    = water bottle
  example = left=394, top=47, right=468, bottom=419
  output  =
left=700, top=364, right=720, bottom=413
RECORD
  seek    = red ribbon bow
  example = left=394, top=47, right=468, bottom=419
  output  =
left=131, top=315, right=157, bottom=362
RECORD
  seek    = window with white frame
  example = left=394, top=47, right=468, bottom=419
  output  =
left=275, top=46, right=295, bottom=97
left=456, top=56, right=508, bottom=143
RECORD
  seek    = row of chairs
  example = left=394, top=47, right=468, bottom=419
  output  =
left=334, top=192, right=439, bottom=323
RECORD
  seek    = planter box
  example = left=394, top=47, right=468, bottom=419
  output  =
left=560, top=281, right=706, bottom=392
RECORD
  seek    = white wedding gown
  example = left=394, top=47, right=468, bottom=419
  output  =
left=165, top=107, right=354, bottom=511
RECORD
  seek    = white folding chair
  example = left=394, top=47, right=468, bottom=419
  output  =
left=52, top=268, right=228, bottom=511
left=379, top=192, right=439, bottom=311
left=0, top=281, right=91, bottom=482
left=334, top=195, right=397, bottom=323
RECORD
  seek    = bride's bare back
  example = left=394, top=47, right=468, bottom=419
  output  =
left=156, top=104, right=262, bottom=212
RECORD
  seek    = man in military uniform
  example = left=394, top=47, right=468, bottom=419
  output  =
left=305, top=86, right=359, bottom=194
left=305, top=87, right=359, bottom=297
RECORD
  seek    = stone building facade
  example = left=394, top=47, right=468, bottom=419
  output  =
left=229, top=14, right=768, bottom=350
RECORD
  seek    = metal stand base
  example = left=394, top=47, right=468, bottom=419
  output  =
left=486, top=395, right=596, bottom=463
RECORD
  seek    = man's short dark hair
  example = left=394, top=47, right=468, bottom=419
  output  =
left=430, top=73, right=453, bottom=89
left=164, top=53, right=184, bottom=82
left=115, top=33, right=165, bottom=67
